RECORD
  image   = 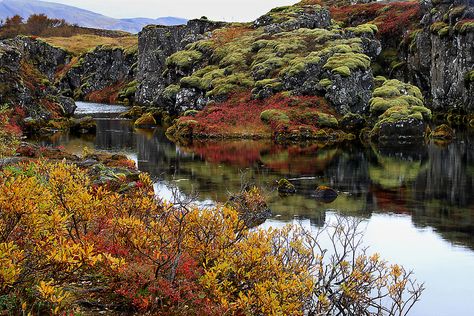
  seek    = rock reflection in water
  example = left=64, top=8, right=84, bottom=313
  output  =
left=35, top=118, right=474, bottom=250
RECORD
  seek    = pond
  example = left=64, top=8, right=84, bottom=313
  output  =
left=33, top=102, right=474, bottom=316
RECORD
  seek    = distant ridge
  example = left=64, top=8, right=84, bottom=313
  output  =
left=0, top=0, right=188, bottom=33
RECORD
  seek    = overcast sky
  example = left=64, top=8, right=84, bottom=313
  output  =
left=48, top=0, right=300, bottom=21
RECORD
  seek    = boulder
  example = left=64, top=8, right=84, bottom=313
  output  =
left=315, top=185, right=338, bottom=203
left=277, top=178, right=296, bottom=195
left=134, top=113, right=157, bottom=128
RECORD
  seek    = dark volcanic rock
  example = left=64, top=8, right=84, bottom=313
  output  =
left=3, top=36, right=71, bottom=80
left=59, top=45, right=137, bottom=102
left=0, top=37, right=76, bottom=123
left=374, top=117, right=428, bottom=146
left=135, top=19, right=226, bottom=108
left=400, top=0, right=474, bottom=110
left=254, top=4, right=331, bottom=33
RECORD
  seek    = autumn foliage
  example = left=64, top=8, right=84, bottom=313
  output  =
left=0, top=161, right=423, bottom=315
left=330, top=2, right=422, bottom=38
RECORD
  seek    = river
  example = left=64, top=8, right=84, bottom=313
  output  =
left=33, top=102, right=474, bottom=316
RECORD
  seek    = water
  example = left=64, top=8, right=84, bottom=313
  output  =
left=33, top=102, right=474, bottom=315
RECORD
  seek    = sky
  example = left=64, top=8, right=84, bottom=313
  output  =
left=47, top=0, right=301, bottom=21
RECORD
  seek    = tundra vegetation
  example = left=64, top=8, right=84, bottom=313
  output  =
left=0, top=160, right=424, bottom=315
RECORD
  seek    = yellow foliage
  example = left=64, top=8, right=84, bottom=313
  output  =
left=0, top=161, right=423, bottom=314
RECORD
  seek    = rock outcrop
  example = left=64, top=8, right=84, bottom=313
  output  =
left=142, top=4, right=381, bottom=115
left=400, top=0, right=474, bottom=110
left=0, top=36, right=76, bottom=124
left=59, top=45, right=138, bottom=104
left=135, top=19, right=227, bottom=108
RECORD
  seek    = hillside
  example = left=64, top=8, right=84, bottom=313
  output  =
left=0, top=0, right=187, bottom=33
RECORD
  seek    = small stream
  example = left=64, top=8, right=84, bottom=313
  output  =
left=33, top=102, right=474, bottom=316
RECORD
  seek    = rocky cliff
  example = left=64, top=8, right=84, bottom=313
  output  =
left=59, top=45, right=137, bottom=104
left=135, top=19, right=227, bottom=108
left=0, top=36, right=76, bottom=124
left=396, top=0, right=473, bottom=110
left=135, top=5, right=382, bottom=115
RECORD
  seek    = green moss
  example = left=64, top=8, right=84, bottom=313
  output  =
left=332, top=66, right=351, bottom=77
left=323, top=52, right=371, bottom=75
left=255, top=78, right=283, bottom=90
left=180, top=66, right=226, bottom=90
left=319, top=78, right=333, bottom=88
left=162, top=84, right=180, bottom=100
left=430, top=21, right=450, bottom=36
left=346, top=23, right=378, bottom=36
left=166, top=50, right=203, bottom=70
left=454, top=20, right=474, bottom=34
left=260, top=109, right=290, bottom=124
left=438, top=26, right=451, bottom=37
left=317, top=112, right=338, bottom=128
left=374, top=76, right=387, bottom=87
left=183, top=109, right=199, bottom=117
left=370, top=79, right=425, bottom=114
left=206, top=72, right=254, bottom=97
left=186, top=40, right=215, bottom=54
left=373, top=105, right=432, bottom=130
left=118, top=80, right=138, bottom=100
left=465, top=70, right=474, bottom=83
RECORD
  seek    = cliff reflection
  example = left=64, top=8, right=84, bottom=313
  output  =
left=36, top=119, right=474, bottom=249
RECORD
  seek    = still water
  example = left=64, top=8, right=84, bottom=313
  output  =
left=34, top=102, right=474, bottom=316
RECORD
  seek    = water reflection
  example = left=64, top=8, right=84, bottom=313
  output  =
left=32, top=103, right=474, bottom=315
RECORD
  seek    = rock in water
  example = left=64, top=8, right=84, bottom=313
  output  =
left=315, top=185, right=338, bottom=203
left=134, top=112, right=157, bottom=128
left=277, top=178, right=296, bottom=195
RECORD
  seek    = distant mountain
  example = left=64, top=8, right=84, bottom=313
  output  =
left=0, top=0, right=187, bottom=33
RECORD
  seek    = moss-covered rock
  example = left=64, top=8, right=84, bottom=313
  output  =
left=260, top=109, right=290, bottom=125
left=370, top=79, right=424, bottom=114
left=134, top=112, right=157, bottom=128
left=166, top=50, right=203, bottom=70
left=277, top=178, right=296, bottom=195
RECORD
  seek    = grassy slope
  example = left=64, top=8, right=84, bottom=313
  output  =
left=40, top=34, right=138, bottom=56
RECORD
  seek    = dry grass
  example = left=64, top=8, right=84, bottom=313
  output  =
left=40, top=34, right=138, bottom=56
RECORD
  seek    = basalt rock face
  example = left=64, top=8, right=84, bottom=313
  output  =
left=253, top=4, right=332, bottom=33
left=140, top=4, right=382, bottom=115
left=3, top=36, right=71, bottom=81
left=0, top=37, right=76, bottom=122
left=135, top=19, right=227, bottom=108
left=59, top=46, right=137, bottom=103
left=400, top=0, right=474, bottom=110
